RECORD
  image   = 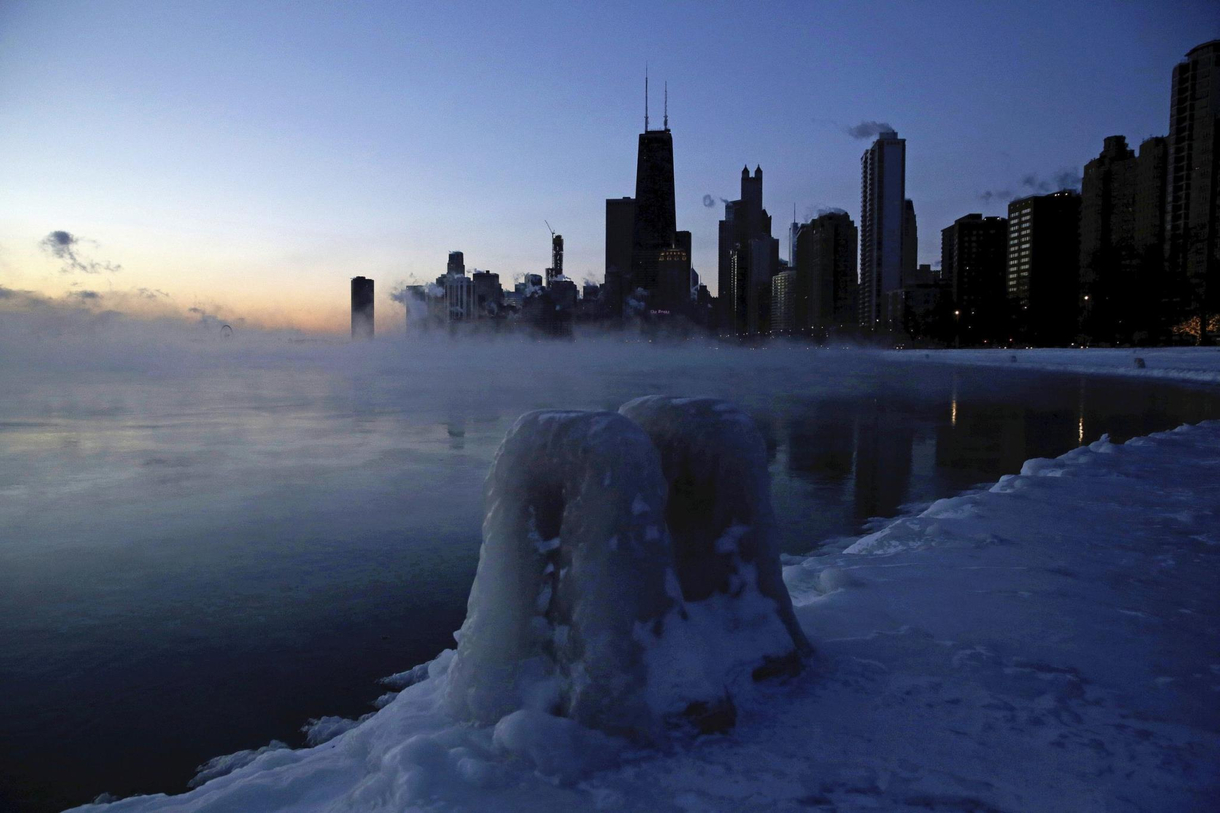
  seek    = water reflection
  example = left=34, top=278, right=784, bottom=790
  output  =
left=771, top=370, right=1218, bottom=552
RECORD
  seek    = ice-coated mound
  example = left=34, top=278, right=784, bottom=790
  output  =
left=444, top=410, right=718, bottom=738
left=619, top=396, right=812, bottom=662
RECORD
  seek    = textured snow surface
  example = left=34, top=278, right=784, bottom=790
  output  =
left=887, top=346, right=1220, bottom=385
left=74, top=420, right=1220, bottom=812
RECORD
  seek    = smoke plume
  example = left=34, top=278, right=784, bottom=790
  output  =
left=845, top=121, right=894, bottom=140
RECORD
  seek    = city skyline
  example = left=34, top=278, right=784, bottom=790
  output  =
left=0, top=1, right=1215, bottom=333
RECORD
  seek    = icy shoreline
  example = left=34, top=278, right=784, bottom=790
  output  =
left=75, top=420, right=1220, bottom=812
left=884, top=346, right=1220, bottom=386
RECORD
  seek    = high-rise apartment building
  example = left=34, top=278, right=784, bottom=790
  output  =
left=351, top=276, right=374, bottom=340
left=1079, top=135, right=1168, bottom=342
left=941, top=214, right=1008, bottom=345
left=771, top=269, right=797, bottom=334
left=1007, top=190, right=1081, bottom=345
left=794, top=210, right=858, bottom=333
left=1166, top=40, right=1220, bottom=340
left=859, top=130, right=908, bottom=328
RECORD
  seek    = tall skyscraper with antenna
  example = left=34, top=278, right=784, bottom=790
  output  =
left=606, top=70, right=691, bottom=317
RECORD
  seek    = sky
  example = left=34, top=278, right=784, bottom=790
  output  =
left=0, top=0, right=1215, bottom=334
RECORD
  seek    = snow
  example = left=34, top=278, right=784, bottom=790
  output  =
left=71, top=416, right=1220, bottom=812
left=887, top=346, right=1220, bottom=385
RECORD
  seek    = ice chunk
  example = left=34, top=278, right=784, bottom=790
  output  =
left=618, top=396, right=813, bottom=662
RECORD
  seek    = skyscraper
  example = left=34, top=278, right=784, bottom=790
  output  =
left=1079, top=135, right=1167, bottom=343
left=794, top=210, right=858, bottom=333
left=351, top=276, right=374, bottom=340
left=604, top=196, right=636, bottom=316
left=718, top=165, right=776, bottom=334
left=1166, top=40, right=1220, bottom=342
left=859, top=130, right=908, bottom=328
left=546, top=232, right=564, bottom=285
left=941, top=214, right=1008, bottom=345
left=606, top=77, right=691, bottom=317
left=447, top=251, right=465, bottom=276
left=1007, top=190, right=1081, bottom=345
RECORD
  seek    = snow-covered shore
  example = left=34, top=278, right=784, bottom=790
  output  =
left=73, top=416, right=1220, bottom=812
left=885, top=346, right=1220, bottom=386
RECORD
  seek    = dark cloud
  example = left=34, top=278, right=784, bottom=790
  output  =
left=136, top=288, right=169, bottom=300
left=71, top=290, right=101, bottom=301
left=845, top=120, right=894, bottom=140
left=38, top=230, right=122, bottom=274
left=978, top=168, right=1083, bottom=204
left=702, top=194, right=715, bottom=208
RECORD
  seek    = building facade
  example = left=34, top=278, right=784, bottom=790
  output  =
left=1007, top=190, right=1081, bottom=346
left=941, top=214, right=1009, bottom=345
left=1166, top=40, right=1220, bottom=341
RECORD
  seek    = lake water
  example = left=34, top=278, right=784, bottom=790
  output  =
left=3, top=339, right=1218, bottom=811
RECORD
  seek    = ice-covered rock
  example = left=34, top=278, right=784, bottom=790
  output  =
left=444, top=410, right=718, bottom=738
left=619, top=396, right=812, bottom=667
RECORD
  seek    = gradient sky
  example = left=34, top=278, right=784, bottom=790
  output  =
left=1, top=0, right=1215, bottom=333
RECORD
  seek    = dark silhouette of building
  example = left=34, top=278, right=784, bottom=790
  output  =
left=1007, top=190, right=1081, bottom=345
left=447, top=251, right=465, bottom=276
left=627, top=79, right=690, bottom=316
left=902, top=198, right=918, bottom=281
left=1079, top=135, right=1167, bottom=343
left=472, top=270, right=503, bottom=317
left=794, top=210, right=858, bottom=333
left=941, top=214, right=1008, bottom=345
left=604, top=196, right=635, bottom=317
left=719, top=165, right=777, bottom=334
left=859, top=129, right=909, bottom=329
left=604, top=78, right=690, bottom=318
left=546, top=232, right=564, bottom=285
left=1166, top=40, right=1220, bottom=343
left=351, top=276, right=374, bottom=340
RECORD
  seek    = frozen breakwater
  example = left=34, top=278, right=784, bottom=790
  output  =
left=75, top=415, right=1220, bottom=812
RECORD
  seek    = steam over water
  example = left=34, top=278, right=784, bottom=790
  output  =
left=3, top=326, right=1219, bottom=810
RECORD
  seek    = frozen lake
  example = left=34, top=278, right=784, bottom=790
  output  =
left=3, top=336, right=1219, bottom=810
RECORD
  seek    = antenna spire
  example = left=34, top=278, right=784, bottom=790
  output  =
left=644, top=65, right=649, bottom=131
left=664, top=81, right=668, bottom=130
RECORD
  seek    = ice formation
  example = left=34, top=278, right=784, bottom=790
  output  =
left=444, top=410, right=716, bottom=738
left=445, top=402, right=810, bottom=740
left=619, top=396, right=812, bottom=665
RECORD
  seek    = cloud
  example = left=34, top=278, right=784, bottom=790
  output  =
left=38, top=230, right=122, bottom=274
left=702, top=194, right=716, bottom=208
left=136, top=287, right=169, bottom=300
left=845, top=121, right=894, bottom=140
left=70, top=290, right=101, bottom=301
left=978, top=169, right=1083, bottom=203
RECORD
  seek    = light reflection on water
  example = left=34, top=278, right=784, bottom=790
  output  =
left=1, top=344, right=1218, bottom=811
